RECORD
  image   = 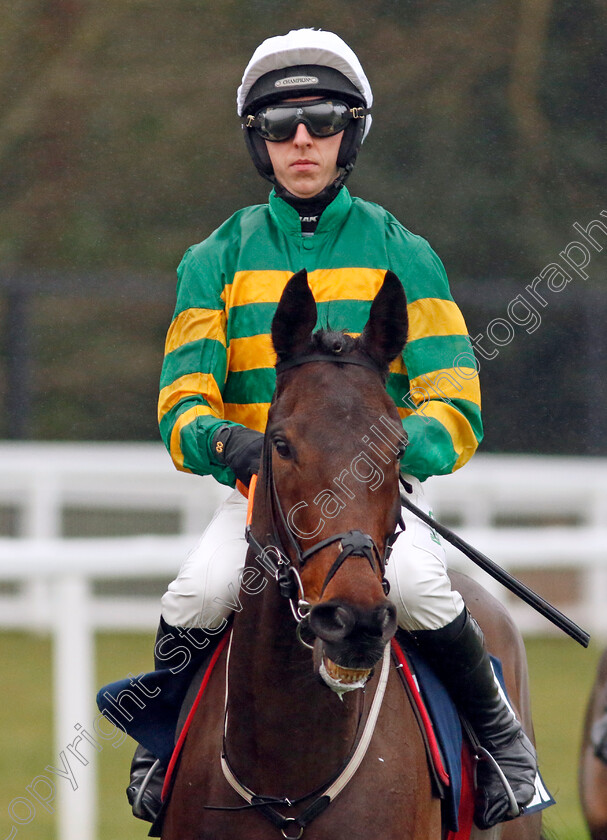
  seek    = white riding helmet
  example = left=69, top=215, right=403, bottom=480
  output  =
left=238, top=29, right=373, bottom=184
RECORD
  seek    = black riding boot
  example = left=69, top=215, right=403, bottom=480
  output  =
left=127, top=743, right=165, bottom=822
left=126, top=618, right=227, bottom=824
left=411, top=609, right=537, bottom=830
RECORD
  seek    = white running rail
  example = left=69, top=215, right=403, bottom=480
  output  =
left=1, top=443, right=606, bottom=840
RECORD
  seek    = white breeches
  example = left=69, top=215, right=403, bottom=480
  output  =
left=160, top=475, right=464, bottom=632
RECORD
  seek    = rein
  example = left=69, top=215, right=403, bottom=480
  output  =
left=246, top=350, right=404, bottom=625
left=211, top=349, right=404, bottom=837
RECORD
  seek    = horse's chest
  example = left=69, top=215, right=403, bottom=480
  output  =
left=162, top=669, right=441, bottom=840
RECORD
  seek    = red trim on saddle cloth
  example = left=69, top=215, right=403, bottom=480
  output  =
left=390, top=638, right=450, bottom=787
left=161, top=632, right=230, bottom=802
left=446, top=746, right=475, bottom=840
left=391, top=638, right=475, bottom=840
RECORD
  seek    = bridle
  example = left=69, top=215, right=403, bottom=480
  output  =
left=206, top=351, right=406, bottom=836
left=245, top=351, right=405, bottom=634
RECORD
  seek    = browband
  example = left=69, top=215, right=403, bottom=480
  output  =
left=275, top=353, right=383, bottom=376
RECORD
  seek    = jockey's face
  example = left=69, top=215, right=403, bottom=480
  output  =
left=264, top=98, right=343, bottom=198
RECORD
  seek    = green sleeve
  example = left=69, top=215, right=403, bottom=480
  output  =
left=158, top=242, right=241, bottom=486
left=385, top=225, right=483, bottom=481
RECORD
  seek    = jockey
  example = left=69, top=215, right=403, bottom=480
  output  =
left=128, top=28, right=537, bottom=830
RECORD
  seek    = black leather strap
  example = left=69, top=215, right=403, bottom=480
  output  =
left=275, top=353, right=383, bottom=376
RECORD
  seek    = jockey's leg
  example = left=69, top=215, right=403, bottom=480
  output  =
left=127, top=742, right=164, bottom=823
left=387, top=476, right=537, bottom=830
left=411, top=609, right=537, bottom=829
left=128, top=488, right=249, bottom=823
left=161, top=488, right=249, bottom=630
left=126, top=618, right=230, bottom=823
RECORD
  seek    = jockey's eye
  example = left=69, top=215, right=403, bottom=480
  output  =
left=273, top=438, right=292, bottom=459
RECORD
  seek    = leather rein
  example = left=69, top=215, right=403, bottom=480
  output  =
left=208, top=352, right=405, bottom=838
left=245, top=352, right=404, bottom=628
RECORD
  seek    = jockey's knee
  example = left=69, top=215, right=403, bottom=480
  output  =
left=160, top=587, right=231, bottom=630
left=386, top=550, right=464, bottom=632
left=161, top=539, right=246, bottom=629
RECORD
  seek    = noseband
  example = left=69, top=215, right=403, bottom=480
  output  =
left=245, top=351, right=404, bottom=630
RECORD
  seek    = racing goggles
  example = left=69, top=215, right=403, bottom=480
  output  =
left=245, top=99, right=369, bottom=142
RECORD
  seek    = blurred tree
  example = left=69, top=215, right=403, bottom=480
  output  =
left=0, top=0, right=605, bottom=448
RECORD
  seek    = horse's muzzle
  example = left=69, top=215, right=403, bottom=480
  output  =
left=309, top=600, right=397, bottom=692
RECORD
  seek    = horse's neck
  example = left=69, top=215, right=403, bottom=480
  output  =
left=225, top=549, right=361, bottom=797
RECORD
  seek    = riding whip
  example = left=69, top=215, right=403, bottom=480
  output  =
left=399, top=478, right=590, bottom=648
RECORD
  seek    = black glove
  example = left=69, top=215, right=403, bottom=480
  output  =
left=212, top=425, right=264, bottom=487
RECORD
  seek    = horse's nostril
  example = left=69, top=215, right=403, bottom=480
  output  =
left=378, top=603, right=397, bottom=638
left=386, top=603, right=397, bottom=624
left=333, top=606, right=352, bottom=631
left=309, top=603, right=356, bottom=642
left=309, top=601, right=398, bottom=645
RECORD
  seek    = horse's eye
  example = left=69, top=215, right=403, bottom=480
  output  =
left=273, top=439, right=292, bottom=459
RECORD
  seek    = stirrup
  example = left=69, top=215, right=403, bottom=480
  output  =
left=132, top=758, right=162, bottom=819
left=461, top=716, right=532, bottom=828
left=126, top=750, right=164, bottom=824
left=473, top=746, right=521, bottom=820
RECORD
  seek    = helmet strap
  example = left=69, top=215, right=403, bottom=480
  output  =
left=274, top=167, right=346, bottom=202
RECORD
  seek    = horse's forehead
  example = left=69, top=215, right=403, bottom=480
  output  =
left=272, top=363, right=394, bottom=429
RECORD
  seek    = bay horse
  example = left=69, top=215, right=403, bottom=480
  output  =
left=580, top=647, right=607, bottom=839
left=160, top=269, right=543, bottom=840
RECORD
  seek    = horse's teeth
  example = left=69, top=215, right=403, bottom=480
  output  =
left=324, top=657, right=370, bottom=683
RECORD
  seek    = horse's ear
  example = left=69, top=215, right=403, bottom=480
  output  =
left=271, top=269, right=318, bottom=361
left=359, top=271, right=408, bottom=367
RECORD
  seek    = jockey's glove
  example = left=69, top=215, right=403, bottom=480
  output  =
left=212, top=424, right=264, bottom=487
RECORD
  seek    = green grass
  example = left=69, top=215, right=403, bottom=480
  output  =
left=0, top=632, right=152, bottom=840
left=525, top=636, right=601, bottom=840
left=0, top=631, right=602, bottom=839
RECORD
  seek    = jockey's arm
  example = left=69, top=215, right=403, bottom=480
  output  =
left=385, top=230, right=483, bottom=483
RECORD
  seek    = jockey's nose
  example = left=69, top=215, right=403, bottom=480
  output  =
left=309, top=601, right=397, bottom=645
left=292, top=122, right=314, bottom=146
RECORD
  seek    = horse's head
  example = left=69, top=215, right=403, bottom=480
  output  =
left=264, top=268, right=408, bottom=694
